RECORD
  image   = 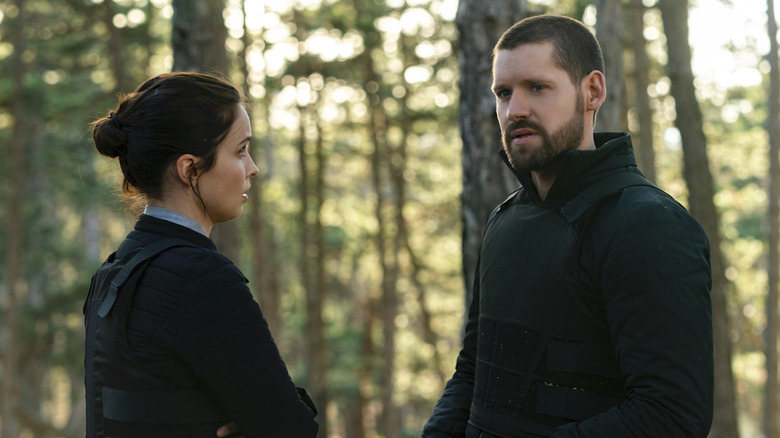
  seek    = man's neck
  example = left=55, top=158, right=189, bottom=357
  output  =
left=531, top=161, right=562, bottom=201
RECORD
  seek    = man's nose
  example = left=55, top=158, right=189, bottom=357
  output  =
left=506, top=93, right=530, bottom=121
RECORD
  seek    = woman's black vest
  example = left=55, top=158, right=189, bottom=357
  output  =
left=84, top=238, right=231, bottom=438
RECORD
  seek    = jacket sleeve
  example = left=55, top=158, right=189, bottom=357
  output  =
left=174, top=257, right=318, bottom=438
left=422, top=263, right=481, bottom=438
left=553, top=189, right=713, bottom=437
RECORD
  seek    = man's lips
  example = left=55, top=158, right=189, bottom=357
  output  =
left=510, top=128, right=537, bottom=144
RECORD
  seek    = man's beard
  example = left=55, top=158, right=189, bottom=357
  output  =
left=502, top=96, right=585, bottom=173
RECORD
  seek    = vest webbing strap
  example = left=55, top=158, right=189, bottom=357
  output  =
left=102, top=387, right=228, bottom=423
left=97, top=238, right=197, bottom=317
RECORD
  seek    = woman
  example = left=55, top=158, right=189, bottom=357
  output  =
left=85, top=72, right=318, bottom=437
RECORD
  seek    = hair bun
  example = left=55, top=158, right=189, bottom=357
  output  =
left=93, top=113, right=128, bottom=158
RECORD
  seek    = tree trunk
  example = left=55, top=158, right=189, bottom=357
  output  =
left=455, top=0, right=527, bottom=326
left=657, top=1, right=739, bottom=437
left=103, top=0, right=129, bottom=92
left=594, top=0, right=625, bottom=132
left=238, top=0, right=281, bottom=337
left=310, top=105, right=330, bottom=438
left=765, top=0, right=780, bottom=436
left=170, top=0, right=239, bottom=262
left=366, top=58, right=400, bottom=438
left=2, top=1, right=27, bottom=436
left=626, top=0, right=657, bottom=182
left=171, top=0, right=229, bottom=74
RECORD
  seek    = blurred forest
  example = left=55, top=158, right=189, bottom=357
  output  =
left=0, top=0, right=779, bottom=437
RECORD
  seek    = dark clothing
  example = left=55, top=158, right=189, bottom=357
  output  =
left=423, top=133, right=713, bottom=437
left=85, top=215, right=318, bottom=437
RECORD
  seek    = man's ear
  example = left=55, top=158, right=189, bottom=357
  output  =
left=175, top=154, right=200, bottom=187
left=583, top=70, right=606, bottom=112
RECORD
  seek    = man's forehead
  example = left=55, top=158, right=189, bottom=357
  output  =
left=492, top=42, right=563, bottom=80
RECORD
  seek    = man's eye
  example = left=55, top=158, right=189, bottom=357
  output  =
left=531, top=85, right=545, bottom=92
left=496, top=89, right=511, bottom=99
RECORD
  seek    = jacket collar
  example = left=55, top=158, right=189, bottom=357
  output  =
left=501, top=132, right=638, bottom=202
left=133, top=214, right=217, bottom=250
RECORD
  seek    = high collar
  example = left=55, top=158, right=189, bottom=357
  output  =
left=133, top=214, right=217, bottom=250
left=501, top=132, right=638, bottom=203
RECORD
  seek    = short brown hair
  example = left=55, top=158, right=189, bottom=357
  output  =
left=494, top=14, right=605, bottom=86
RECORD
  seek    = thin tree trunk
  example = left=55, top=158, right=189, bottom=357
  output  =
left=657, top=2, right=738, bottom=437
left=627, top=0, right=657, bottom=182
left=2, top=1, right=27, bottom=436
left=103, top=0, right=129, bottom=92
left=354, top=272, right=375, bottom=438
left=367, top=67, right=399, bottom=438
left=239, top=0, right=281, bottom=337
left=455, top=0, right=526, bottom=323
left=310, top=103, right=329, bottom=438
left=351, top=0, right=400, bottom=434
left=171, top=0, right=229, bottom=74
left=171, top=0, right=239, bottom=262
left=594, top=0, right=625, bottom=132
left=393, top=35, right=447, bottom=385
left=765, top=0, right=780, bottom=436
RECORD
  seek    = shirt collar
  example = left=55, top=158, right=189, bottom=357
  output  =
left=142, top=205, right=208, bottom=237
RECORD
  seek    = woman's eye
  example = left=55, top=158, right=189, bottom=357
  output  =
left=239, top=146, right=247, bottom=156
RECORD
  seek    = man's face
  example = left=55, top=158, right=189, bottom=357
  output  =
left=492, top=41, right=586, bottom=173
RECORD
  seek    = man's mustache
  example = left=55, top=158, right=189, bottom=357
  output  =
left=506, top=119, right=545, bottom=134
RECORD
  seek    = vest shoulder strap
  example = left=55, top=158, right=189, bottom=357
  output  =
left=97, top=237, right=199, bottom=317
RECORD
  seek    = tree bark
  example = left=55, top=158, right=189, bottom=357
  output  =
left=170, top=0, right=239, bottom=263
left=657, top=1, right=739, bottom=437
left=310, top=104, right=330, bottom=438
left=594, top=0, right=625, bottom=132
left=103, top=0, right=129, bottom=93
left=455, top=0, right=527, bottom=325
left=765, top=0, right=780, bottom=436
left=2, top=1, right=27, bottom=436
left=626, top=0, right=657, bottom=182
left=238, top=0, right=281, bottom=337
left=171, top=0, right=229, bottom=74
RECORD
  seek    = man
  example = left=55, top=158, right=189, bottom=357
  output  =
left=423, top=15, right=713, bottom=437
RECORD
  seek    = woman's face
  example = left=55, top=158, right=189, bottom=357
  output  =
left=196, top=105, right=259, bottom=225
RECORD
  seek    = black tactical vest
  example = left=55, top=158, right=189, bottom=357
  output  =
left=469, top=172, right=654, bottom=437
left=84, top=238, right=231, bottom=438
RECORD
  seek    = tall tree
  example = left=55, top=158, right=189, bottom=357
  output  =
left=239, top=0, right=282, bottom=337
left=657, top=1, right=739, bottom=436
left=1, top=1, right=27, bottom=436
left=171, top=0, right=229, bottom=74
left=626, top=0, right=657, bottom=182
left=765, top=0, right=780, bottom=436
left=103, top=0, right=129, bottom=93
left=170, top=0, right=240, bottom=262
left=594, top=0, right=625, bottom=132
left=455, top=0, right=527, bottom=318
left=363, top=30, right=400, bottom=438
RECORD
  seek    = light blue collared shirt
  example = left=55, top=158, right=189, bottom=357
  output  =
left=143, top=205, right=208, bottom=237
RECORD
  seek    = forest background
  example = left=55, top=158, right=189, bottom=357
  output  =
left=0, top=0, right=779, bottom=437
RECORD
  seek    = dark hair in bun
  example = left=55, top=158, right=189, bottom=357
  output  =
left=92, top=72, right=241, bottom=207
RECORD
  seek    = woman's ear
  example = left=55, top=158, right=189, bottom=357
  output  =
left=175, top=154, right=200, bottom=187
left=583, top=70, right=606, bottom=112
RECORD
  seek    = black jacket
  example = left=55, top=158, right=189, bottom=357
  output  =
left=85, top=215, right=318, bottom=437
left=423, top=133, right=713, bottom=437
